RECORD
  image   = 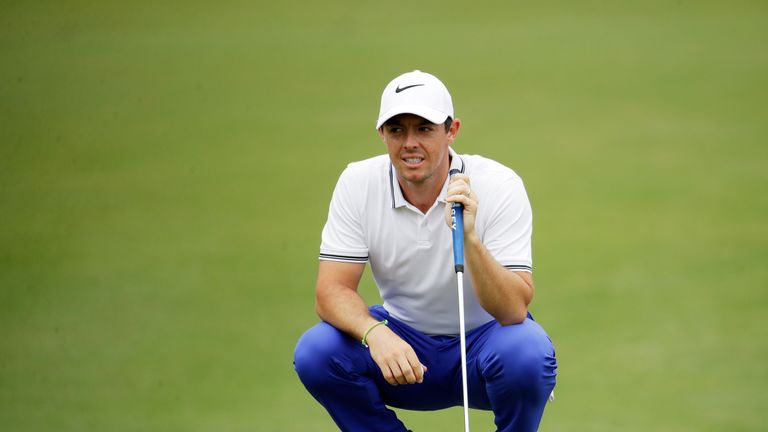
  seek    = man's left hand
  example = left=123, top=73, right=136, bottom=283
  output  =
left=444, top=173, right=477, bottom=236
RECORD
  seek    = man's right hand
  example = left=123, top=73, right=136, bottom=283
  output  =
left=315, top=260, right=427, bottom=386
left=365, top=325, right=427, bottom=386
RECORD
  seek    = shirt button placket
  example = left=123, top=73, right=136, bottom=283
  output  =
left=417, top=217, right=432, bottom=249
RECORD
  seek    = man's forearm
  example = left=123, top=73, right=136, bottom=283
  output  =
left=316, top=283, right=380, bottom=341
left=464, top=233, right=533, bottom=325
left=315, top=266, right=426, bottom=387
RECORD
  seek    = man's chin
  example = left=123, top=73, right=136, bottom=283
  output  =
left=399, top=171, right=430, bottom=185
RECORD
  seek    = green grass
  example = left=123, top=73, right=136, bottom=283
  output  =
left=1, top=1, right=767, bottom=430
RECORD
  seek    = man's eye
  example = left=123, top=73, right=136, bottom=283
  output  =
left=419, top=127, right=432, bottom=132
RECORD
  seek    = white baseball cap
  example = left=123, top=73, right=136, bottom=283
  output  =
left=375, top=70, right=454, bottom=129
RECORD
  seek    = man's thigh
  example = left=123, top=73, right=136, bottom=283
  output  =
left=466, top=317, right=557, bottom=408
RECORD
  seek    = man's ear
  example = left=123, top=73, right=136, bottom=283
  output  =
left=447, top=118, right=461, bottom=142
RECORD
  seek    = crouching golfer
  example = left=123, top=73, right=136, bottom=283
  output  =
left=294, top=70, right=557, bottom=432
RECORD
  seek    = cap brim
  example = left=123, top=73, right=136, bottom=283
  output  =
left=375, top=105, right=450, bottom=129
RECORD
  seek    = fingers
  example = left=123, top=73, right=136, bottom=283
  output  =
left=380, top=352, right=426, bottom=386
left=444, top=174, right=477, bottom=231
left=401, top=350, right=425, bottom=384
left=446, top=174, right=472, bottom=202
left=367, top=328, right=427, bottom=386
left=386, top=363, right=427, bottom=386
left=411, top=354, right=427, bottom=383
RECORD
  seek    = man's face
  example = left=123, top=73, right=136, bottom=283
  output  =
left=378, top=114, right=459, bottom=187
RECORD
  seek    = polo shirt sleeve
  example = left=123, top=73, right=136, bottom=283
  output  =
left=482, top=176, right=533, bottom=273
left=319, top=165, right=369, bottom=263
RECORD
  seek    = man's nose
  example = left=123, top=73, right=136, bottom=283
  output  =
left=404, top=130, right=419, bottom=148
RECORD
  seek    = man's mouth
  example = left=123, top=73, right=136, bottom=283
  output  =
left=402, top=156, right=424, bottom=167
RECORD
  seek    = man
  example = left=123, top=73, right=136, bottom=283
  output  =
left=294, top=70, right=556, bottom=432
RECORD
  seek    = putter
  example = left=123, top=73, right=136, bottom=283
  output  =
left=449, top=168, right=470, bottom=432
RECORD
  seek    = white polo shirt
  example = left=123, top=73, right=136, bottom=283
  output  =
left=319, top=147, right=533, bottom=335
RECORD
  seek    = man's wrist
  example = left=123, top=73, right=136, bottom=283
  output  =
left=465, top=231, right=481, bottom=247
left=361, top=320, right=388, bottom=348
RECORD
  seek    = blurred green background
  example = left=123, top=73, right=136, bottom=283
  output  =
left=1, top=1, right=766, bottom=430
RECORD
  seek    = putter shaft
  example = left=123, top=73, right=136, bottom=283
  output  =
left=457, top=272, right=470, bottom=432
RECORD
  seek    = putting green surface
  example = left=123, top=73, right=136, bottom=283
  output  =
left=1, top=1, right=766, bottom=430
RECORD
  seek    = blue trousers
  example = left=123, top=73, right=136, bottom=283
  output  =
left=294, top=305, right=557, bottom=432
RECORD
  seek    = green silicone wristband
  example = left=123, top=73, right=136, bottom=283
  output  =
left=361, top=319, right=388, bottom=348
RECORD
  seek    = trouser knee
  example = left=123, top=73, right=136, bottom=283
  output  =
left=480, top=320, right=557, bottom=393
left=294, top=323, right=333, bottom=390
left=294, top=322, right=364, bottom=392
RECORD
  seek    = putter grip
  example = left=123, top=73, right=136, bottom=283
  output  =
left=449, top=169, right=464, bottom=273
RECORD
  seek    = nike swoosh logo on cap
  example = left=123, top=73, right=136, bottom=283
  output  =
left=395, top=84, right=424, bottom=93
